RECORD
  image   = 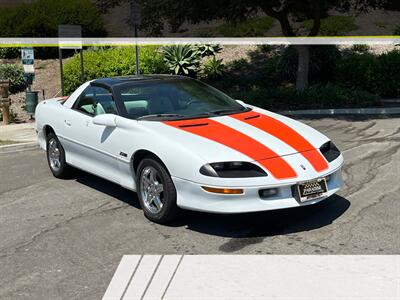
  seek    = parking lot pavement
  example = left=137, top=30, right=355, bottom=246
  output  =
left=0, top=117, right=399, bottom=299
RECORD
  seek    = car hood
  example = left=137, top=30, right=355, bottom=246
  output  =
left=139, top=108, right=330, bottom=165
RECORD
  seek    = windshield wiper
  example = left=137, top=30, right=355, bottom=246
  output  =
left=209, top=107, right=250, bottom=115
left=137, top=114, right=185, bottom=120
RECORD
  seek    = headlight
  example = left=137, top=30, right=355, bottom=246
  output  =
left=320, top=141, right=341, bottom=162
left=200, top=161, right=268, bottom=178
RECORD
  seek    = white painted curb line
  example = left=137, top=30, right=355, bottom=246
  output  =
left=0, top=142, right=38, bottom=154
left=280, top=107, right=400, bottom=116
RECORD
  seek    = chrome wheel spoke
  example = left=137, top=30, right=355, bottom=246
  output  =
left=142, top=176, right=151, bottom=188
left=153, top=196, right=162, bottom=210
left=154, top=183, right=163, bottom=195
left=149, top=169, right=157, bottom=182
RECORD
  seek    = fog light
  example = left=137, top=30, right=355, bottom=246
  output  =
left=201, top=186, right=244, bottom=195
left=259, top=188, right=279, bottom=198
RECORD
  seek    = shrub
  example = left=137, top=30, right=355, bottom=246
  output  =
left=351, top=44, right=370, bottom=53
left=0, top=0, right=106, bottom=58
left=229, top=85, right=379, bottom=111
left=373, top=50, right=400, bottom=97
left=195, top=44, right=222, bottom=57
left=302, top=16, right=357, bottom=36
left=162, top=45, right=200, bottom=76
left=217, top=17, right=275, bottom=37
left=64, top=46, right=168, bottom=94
left=0, top=64, right=26, bottom=94
left=276, top=45, right=341, bottom=84
left=336, top=50, right=400, bottom=98
left=196, top=16, right=274, bottom=37
left=394, top=25, right=400, bottom=35
left=0, top=47, right=21, bottom=59
left=203, top=57, right=225, bottom=80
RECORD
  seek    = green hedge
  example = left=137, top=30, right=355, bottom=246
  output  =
left=228, top=85, right=380, bottom=111
left=0, top=64, right=26, bottom=94
left=211, top=46, right=341, bottom=93
left=336, top=50, right=400, bottom=98
left=64, top=46, right=168, bottom=94
left=216, top=46, right=400, bottom=99
left=0, top=0, right=106, bottom=59
left=302, top=16, right=357, bottom=36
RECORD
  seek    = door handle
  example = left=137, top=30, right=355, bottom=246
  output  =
left=64, top=120, right=71, bottom=127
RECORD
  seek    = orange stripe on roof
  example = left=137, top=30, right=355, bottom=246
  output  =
left=164, top=118, right=297, bottom=179
left=231, top=111, right=328, bottom=172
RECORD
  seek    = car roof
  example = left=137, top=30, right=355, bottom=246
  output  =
left=92, top=74, right=189, bottom=88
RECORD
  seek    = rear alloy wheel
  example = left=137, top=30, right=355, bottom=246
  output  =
left=137, top=158, right=178, bottom=224
left=46, top=132, right=71, bottom=178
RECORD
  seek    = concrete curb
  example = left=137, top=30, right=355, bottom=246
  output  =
left=0, top=142, right=39, bottom=154
left=279, top=107, right=400, bottom=116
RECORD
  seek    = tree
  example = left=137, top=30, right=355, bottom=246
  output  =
left=95, top=0, right=388, bottom=90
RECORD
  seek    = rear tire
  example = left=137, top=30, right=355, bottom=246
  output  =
left=46, top=132, right=71, bottom=178
left=137, top=158, right=179, bottom=224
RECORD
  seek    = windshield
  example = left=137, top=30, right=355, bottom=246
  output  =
left=115, top=78, right=248, bottom=120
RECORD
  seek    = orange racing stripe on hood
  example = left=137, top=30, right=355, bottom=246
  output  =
left=231, top=111, right=328, bottom=172
left=163, top=118, right=297, bottom=179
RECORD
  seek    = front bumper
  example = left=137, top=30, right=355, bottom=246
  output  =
left=172, top=167, right=343, bottom=213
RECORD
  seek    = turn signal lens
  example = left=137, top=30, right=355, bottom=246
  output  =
left=201, top=186, right=244, bottom=195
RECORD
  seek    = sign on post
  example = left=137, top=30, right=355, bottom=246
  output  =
left=58, top=25, right=84, bottom=96
left=21, top=48, right=35, bottom=86
left=130, top=1, right=141, bottom=75
left=58, top=25, right=82, bottom=49
left=130, top=1, right=142, bottom=26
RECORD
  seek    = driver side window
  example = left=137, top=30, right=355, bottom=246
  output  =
left=74, top=86, right=118, bottom=117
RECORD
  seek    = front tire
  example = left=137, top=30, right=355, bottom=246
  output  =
left=46, top=132, right=71, bottom=178
left=137, top=158, right=178, bottom=224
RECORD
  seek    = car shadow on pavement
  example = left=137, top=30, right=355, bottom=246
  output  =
left=74, top=170, right=350, bottom=243
left=172, top=195, right=350, bottom=242
left=74, top=171, right=141, bottom=210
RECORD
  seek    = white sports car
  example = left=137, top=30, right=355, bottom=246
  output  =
left=36, top=75, right=344, bottom=223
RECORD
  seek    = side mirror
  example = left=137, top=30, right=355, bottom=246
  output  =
left=92, top=114, right=117, bottom=127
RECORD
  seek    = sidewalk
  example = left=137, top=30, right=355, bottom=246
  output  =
left=0, top=123, right=37, bottom=151
left=0, top=123, right=36, bottom=143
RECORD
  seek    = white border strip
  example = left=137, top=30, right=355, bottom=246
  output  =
left=280, top=107, right=400, bottom=116
left=0, top=37, right=399, bottom=46
left=102, top=255, right=142, bottom=300
left=103, top=255, right=400, bottom=300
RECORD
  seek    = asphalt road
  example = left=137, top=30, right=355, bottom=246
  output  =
left=0, top=116, right=399, bottom=299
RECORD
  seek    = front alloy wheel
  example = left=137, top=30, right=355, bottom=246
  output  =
left=140, top=166, right=164, bottom=214
left=46, top=132, right=71, bottom=178
left=48, top=138, right=61, bottom=172
left=137, top=158, right=178, bottom=224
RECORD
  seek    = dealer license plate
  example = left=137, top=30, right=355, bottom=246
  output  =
left=296, top=178, right=328, bottom=202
